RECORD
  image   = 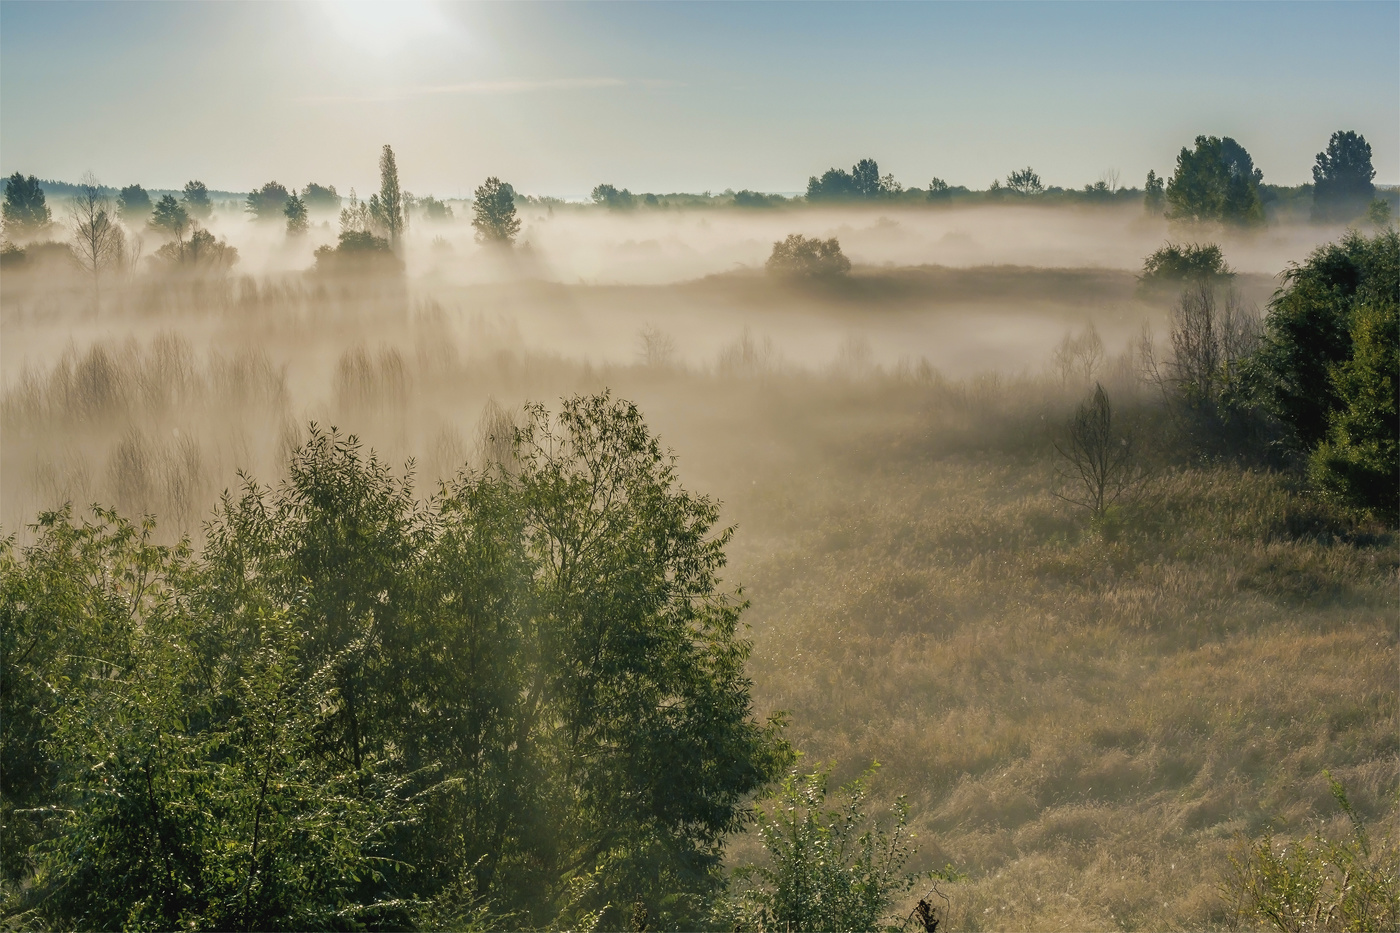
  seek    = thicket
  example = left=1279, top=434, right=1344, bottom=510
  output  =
left=0, top=395, right=793, bottom=930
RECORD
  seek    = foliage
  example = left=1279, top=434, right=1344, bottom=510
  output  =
left=181, top=180, right=213, bottom=220
left=284, top=192, right=309, bottom=236
left=1226, top=773, right=1399, bottom=932
left=2, top=172, right=52, bottom=237
left=117, top=184, right=152, bottom=224
left=153, top=226, right=239, bottom=272
left=369, top=145, right=405, bottom=249
left=313, top=229, right=399, bottom=274
left=415, top=194, right=453, bottom=221
left=1255, top=229, right=1399, bottom=484
left=472, top=176, right=521, bottom=245
left=0, top=394, right=787, bottom=930
left=1312, top=131, right=1376, bottom=224
left=766, top=234, right=851, bottom=280
left=246, top=181, right=291, bottom=221
left=1307, top=300, right=1398, bottom=521
left=150, top=193, right=190, bottom=238
left=1006, top=166, right=1043, bottom=196
left=1367, top=199, right=1392, bottom=229
left=926, top=178, right=951, bottom=202
left=806, top=158, right=899, bottom=201
left=733, top=190, right=783, bottom=208
left=1165, top=135, right=1265, bottom=226
left=592, top=183, right=636, bottom=210
left=721, top=765, right=943, bottom=933
left=301, top=182, right=341, bottom=213
left=1138, top=242, right=1234, bottom=293
left=1144, top=169, right=1165, bottom=214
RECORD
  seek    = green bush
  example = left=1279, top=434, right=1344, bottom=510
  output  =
left=766, top=234, right=851, bottom=280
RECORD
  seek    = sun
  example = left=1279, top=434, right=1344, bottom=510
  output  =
left=319, top=0, right=452, bottom=57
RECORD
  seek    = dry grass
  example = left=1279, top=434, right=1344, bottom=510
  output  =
left=1, top=267, right=1394, bottom=931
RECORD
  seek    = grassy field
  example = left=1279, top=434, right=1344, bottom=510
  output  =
left=2, top=256, right=1395, bottom=930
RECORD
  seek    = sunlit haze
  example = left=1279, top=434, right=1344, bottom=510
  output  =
left=2, top=0, right=1397, bottom=195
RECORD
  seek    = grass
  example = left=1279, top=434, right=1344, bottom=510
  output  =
left=1, top=269, right=1394, bottom=931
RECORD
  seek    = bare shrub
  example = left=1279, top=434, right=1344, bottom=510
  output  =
left=332, top=346, right=409, bottom=413
left=1052, top=323, right=1106, bottom=386
left=474, top=398, right=518, bottom=473
left=108, top=428, right=155, bottom=518
left=637, top=325, right=677, bottom=368
left=163, top=432, right=208, bottom=531
left=718, top=327, right=779, bottom=378
left=1054, top=383, right=1149, bottom=520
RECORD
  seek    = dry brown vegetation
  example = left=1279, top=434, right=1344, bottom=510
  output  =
left=2, top=205, right=1394, bottom=931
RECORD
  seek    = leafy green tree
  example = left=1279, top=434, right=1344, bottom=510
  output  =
left=416, top=194, right=453, bottom=220
left=180, top=180, right=213, bottom=220
left=766, top=234, right=851, bottom=279
left=1312, top=131, right=1376, bottom=224
left=1369, top=199, right=1393, bottom=229
left=1144, top=169, right=1165, bottom=214
left=721, top=765, right=945, bottom=933
left=150, top=193, right=190, bottom=239
left=806, top=159, right=897, bottom=201
left=851, top=158, right=881, bottom=198
left=2, top=172, right=52, bottom=237
left=926, top=178, right=951, bottom=202
left=1007, top=166, right=1043, bottom=195
left=246, top=181, right=290, bottom=221
left=1257, top=229, right=1398, bottom=458
left=1166, top=135, right=1265, bottom=226
left=117, top=184, right=152, bottom=224
left=284, top=192, right=309, bottom=236
left=472, top=177, right=521, bottom=245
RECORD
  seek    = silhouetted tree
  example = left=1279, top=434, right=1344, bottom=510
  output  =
left=1007, top=166, right=1043, bottom=195
left=117, top=184, right=152, bottom=224
left=1165, top=135, right=1265, bottom=226
left=1144, top=170, right=1165, bottom=214
left=69, top=173, right=127, bottom=303
left=806, top=158, right=898, bottom=200
left=1054, top=384, right=1148, bottom=520
left=2, top=173, right=52, bottom=238
left=926, top=177, right=951, bottom=202
left=181, top=180, right=213, bottom=220
left=1311, top=131, right=1376, bottom=223
left=766, top=234, right=851, bottom=279
left=472, top=177, right=521, bottom=245
left=591, top=183, right=635, bottom=209
left=369, top=145, right=405, bottom=250
left=245, top=181, right=290, bottom=221
left=284, top=192, right=309, bottom=236
left=150, top=194, right=190, bottom=239
left=301, top=182, right=341, bottom=212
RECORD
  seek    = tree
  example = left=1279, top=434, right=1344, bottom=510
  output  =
left=370, top=144, right=405, bottom=250
left=1165, top=135, right=1265, bottom=226
left=150, top=194, right=190, bottom=239
left=416, top=194, right=454, bottom=221
left=766, top=234, right=851, bottom=279
left=1144, top=170, right=1165, bottom=214
left=1369, top=199, right=1394, bottom=229
left=806, top=159, right=895, bottom=201
left=245, top=181, right=290, bottom=221
left=2, top=172, right=52, bottom=238
left=1312, top=131, right=1376, bottom=223
left=69, top=172, right=127, bottom=301
left=1054, top=383, right=1149, bottom=521
left=284, top=192, right=309, bottom=236
left=180, top=180, right=213, bottom=220
left=117, top=184, right=152, bottom=224
left=1007, top=166, right=1043, bottom=195
left=154, top=226, right=239, bottom=272
left=926, top=178, right=951, bottom=202
left=301, top=182, right=341, bottom=213
left=472, top=176, right=521, bottom=245
left=591, top=183, right=635, bottom=210
left=851, top=158, right=881, bottom=198
left=1256, top=229, right=1399, bottom=461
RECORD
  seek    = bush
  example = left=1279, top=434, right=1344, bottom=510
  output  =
left=766, top=234, right=851, bottom=280
left=721, top=764, right=951, bottom=933
left=1138, top=242, right=1234, bottom=294
left=1226, top=773, right=1400, bottom=932
left=313, top=229, right=401, bottom=274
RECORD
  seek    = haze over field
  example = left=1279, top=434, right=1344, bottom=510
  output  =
left=1, top=3, right=1397, bottom=932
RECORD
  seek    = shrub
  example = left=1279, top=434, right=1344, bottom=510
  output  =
left=766, top=234, right=851, bottom=280
left=1138, top=242, right=1234, bottom=294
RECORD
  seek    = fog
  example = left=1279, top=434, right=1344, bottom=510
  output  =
left=2, top=200, right=1393, bottom=931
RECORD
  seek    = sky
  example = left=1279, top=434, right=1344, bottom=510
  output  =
left=1, top=1, right=1397, bottom=199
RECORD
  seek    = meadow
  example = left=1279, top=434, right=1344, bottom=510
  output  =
left=1, top=199, right=1394, bottom=930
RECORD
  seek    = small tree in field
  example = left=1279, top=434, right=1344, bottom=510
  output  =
left=1055, top=383, right=1148, bottom=521
left=766, top=234, right=851, bottom=280
left=472, top=176, right=521, bottom=244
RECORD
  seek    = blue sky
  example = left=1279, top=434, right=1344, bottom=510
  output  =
left=2, top=1, right=1396, bottom=197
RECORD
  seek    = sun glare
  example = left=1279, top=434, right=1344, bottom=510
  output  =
left=320, top=0, right=451, bottom=57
